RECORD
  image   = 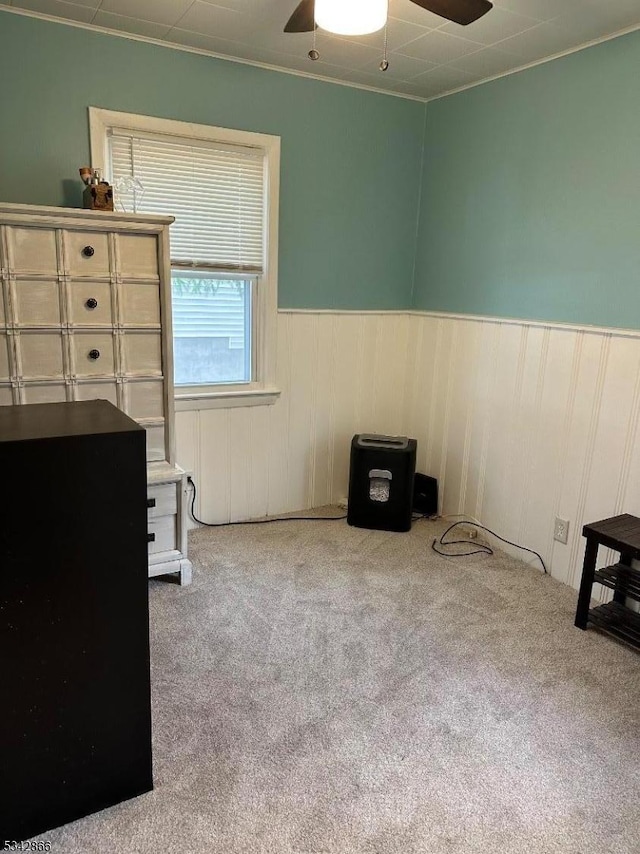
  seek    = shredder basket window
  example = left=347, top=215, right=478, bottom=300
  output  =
left=369, top=469, right=392, bottom=503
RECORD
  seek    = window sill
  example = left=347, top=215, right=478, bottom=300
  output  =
left=175, top=387, right=281, bottom=411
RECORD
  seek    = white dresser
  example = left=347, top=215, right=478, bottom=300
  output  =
left=0, top=203, right=192, bottom=585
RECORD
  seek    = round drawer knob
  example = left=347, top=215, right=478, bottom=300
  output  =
left=88, top=349, right=100, bottom=361
left=85, top=298, right=98, bottom=310
left=82, top=245, right=95, bottom=258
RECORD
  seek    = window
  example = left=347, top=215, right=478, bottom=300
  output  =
left=89, top=108, right=280, bottom=409
left=172, top=275, right=253, bottom=386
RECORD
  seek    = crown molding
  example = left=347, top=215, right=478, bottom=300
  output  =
left=2, top=5, right=638, bottom=112
left=0, top=4, right=425, bottom=103
left=423, top=21, right=640, bottom=104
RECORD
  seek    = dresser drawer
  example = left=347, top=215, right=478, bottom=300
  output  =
left=7, top=227, right=58, bottom=275
left=121, top=332, right=162, bottom=376
left=118, top=234, right=159, bottom=279
left=65, top=230, right=111, bottom=277
left=74, top=379, right=119, bottom=407
left=22, top=382, right=67, bottom=404
left=120, top=282, right=161, bottom=326
left=72, top=333, right=116, bottom=377
left=17, top=331, right=65, bottom=380
left=148, top=514, right=176, bottom=555
left=125, top=379, right=164, bottom=420
left=147, top=483, right=177, bottom=519
left=68, top=281, right=113, bottom=326
left=13, top=279, right=62, bottom=326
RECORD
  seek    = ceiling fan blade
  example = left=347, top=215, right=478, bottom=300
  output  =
left=284, top=0, right=316, bottom=33
left=409, top=0, right=493, bottom=26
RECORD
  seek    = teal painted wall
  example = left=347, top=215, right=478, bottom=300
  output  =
left=0, top=11, right=425, bottom=310
left=413, top=30, right=640, bottom=329
left=2, top=12, right=639, bottom=324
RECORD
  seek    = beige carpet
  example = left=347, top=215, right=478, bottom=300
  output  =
left=36, top=515, right=640, bottom=853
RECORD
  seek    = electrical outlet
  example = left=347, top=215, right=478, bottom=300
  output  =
left=554, top=517, right=570, bottom=544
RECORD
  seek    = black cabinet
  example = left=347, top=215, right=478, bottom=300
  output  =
left=0, top=400, right=153, bottom=842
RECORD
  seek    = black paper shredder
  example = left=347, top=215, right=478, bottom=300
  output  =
left=347, top=434, right=417, bottom=532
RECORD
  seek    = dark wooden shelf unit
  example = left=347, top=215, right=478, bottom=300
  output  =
left=588, top=603, right=640, bottom=647
left=593, top=563, right=640, bottom=604
left=575, top=513, right=640, bottom=651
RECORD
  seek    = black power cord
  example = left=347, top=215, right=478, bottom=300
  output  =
left=430, top=520, right=548, bottom=574
left=187, top=476, right=347, bottom=527
left=187, top=478, right=546, bottom=573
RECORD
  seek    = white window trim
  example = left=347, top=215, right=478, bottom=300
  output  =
left=89, top=107, right=281, bottom=411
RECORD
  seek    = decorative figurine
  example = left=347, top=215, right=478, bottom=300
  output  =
left=79, top=167, right=114, bottom=212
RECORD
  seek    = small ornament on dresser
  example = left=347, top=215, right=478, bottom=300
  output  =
left=79, top=166, right=114, bottom=211
left=112, top=175, right=145, bottom=214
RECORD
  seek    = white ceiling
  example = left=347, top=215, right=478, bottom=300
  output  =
left=5, top=0, right=640, bottom=99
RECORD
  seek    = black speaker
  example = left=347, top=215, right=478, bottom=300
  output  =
left=413, top=473, right=439, bottom=518
left=347, top=434, right=417, bottom=532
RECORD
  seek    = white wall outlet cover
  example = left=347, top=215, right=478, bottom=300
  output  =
left=554, top=517, right=570, bottom=545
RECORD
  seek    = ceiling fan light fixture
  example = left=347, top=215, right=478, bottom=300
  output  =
left=315, top=0, right=389, bottom=36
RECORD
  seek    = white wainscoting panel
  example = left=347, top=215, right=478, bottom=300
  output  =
left=407, top=314, right=640, bottom=591
left=176, top=312, right=412, bottom=527
left=177, top=309, right=640, bottom=593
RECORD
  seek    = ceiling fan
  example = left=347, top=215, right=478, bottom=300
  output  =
left=284, top=0, right=494, bottom=35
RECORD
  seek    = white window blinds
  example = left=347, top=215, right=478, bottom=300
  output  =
left=109, top=131, right=266, bottom=273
